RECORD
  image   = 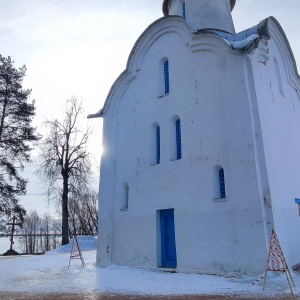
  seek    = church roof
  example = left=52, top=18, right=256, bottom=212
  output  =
left=162, top=0, right=236, bottom=16
left=208, top=18, right=270, bottom=54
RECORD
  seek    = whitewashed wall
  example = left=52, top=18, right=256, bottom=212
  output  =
left=97, top=16, right=275, bottom=276
left=168, top=0, right=235, bottom=34
left=249, top=18, right=300, bottom=268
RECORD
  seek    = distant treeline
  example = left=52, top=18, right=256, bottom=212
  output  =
left=1, top=191, right=98, bottom=254
left=19, top=210, right=62, bottom=253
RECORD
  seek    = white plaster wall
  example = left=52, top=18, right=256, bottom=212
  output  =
left=96, top=112, right=117, bottom=266
left=97, top=22, right=270, bottom=276
left=168, top=0, right=235, bottom=34
left=250, top=32, right=300, bottom=268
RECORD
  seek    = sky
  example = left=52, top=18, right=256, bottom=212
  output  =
left=1, top=0, right=300, bottom=217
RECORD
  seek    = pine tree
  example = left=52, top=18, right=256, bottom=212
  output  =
left=0, top=55, right=40, bottom=219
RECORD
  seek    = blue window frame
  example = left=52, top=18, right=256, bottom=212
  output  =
left=164, top=60, right=170, bottom=94
left=182, top=2, right=186, bottom=19
left=156, top=126, right=160, bottom=164
left=219, top=168, right=226, bottom=198
left=160, top=209, right=177, bottom=268
left=176, top=119, right=182, bottom=160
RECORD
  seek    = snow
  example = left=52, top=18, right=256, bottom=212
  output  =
left=0, top=236, right=300, bottom=297
left=207, top=29, right=261, bottom=53
left=45, top=235, right=97, bottom=254
left=0, top=237, right=22, bottom=254
left=225, top=33, right=260, bottom=50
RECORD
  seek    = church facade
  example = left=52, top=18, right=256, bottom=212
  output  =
left=89, top=0, right=300, bottom=277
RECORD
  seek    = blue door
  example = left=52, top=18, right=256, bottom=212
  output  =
left=160, top=209, right=177, bottom=268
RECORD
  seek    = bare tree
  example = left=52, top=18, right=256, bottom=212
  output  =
left=51, top=218, right=62, bottom=249
left=19, top=210, right=61, bottom=253
left=69, top=190, right=98, bottom=236
left=41, top=212, right=51, bottom=251
left=21, top=210, right=40, bottom=253
left=36, top=97, right=93, bottom=245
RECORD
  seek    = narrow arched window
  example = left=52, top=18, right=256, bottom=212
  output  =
left=164, top=60, right=170, bottom=94
left=121, top=183, right=129, bottom=211
left=151, top=122, right=161, bottom=165
left=182, top=2, right=186, bottom=19
left=170, top=116, right=182, bottom=161
left=219, top=168, right=226, bottom=198
left=274, top=57, right=284, bottom=96
left=158, top=58, right=170, bottom=97
left=176, top=119, right=182, bottom=160
left=156, top=126, right=161, bottom=164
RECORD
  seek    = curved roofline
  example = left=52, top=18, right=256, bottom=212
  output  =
left=88, top=16, right=247, bottom=119
left=162, top=0, right=236, bottom=16
left=87, top=15, right=300, bottom=119
left=268, top=16, right=299, bottom=81
left=88, top=16, right=189, bottom=118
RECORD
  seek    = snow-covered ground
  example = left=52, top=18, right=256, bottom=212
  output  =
left=0, top=236, right=300, bottom=297
left=0, top=237, right=22, bottom=253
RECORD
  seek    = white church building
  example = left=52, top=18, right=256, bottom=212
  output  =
left=89, top=0, right=300, bottom=277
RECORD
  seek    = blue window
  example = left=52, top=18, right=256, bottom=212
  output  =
left=182, top=2, right=186, bottom=19
left=219, top=168, right=226, bottom=198
left=156, top=126, right=161, bottom=164
left=176, top=119, right=182, bottom=160
left=164, top=60, right=170, bottom=94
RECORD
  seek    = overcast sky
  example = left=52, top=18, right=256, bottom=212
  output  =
left=1, top=0, right=300, bottom=217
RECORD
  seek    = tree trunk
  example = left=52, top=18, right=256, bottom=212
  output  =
left=61, top=177, right=69, bottom=245
left=0, top=86, right=9, bottom=141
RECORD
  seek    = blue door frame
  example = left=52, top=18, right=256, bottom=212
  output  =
left=160, top=209, right=177, bottom=268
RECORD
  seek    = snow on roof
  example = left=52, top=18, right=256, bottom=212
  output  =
left=195, top=17, right=270, bottom=54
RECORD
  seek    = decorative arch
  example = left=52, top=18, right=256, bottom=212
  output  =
left=268, top=17, right=300, bottom=99
left=89, top=16, right=237, bottom=119
left=91, top=17, right=190, bottom=117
